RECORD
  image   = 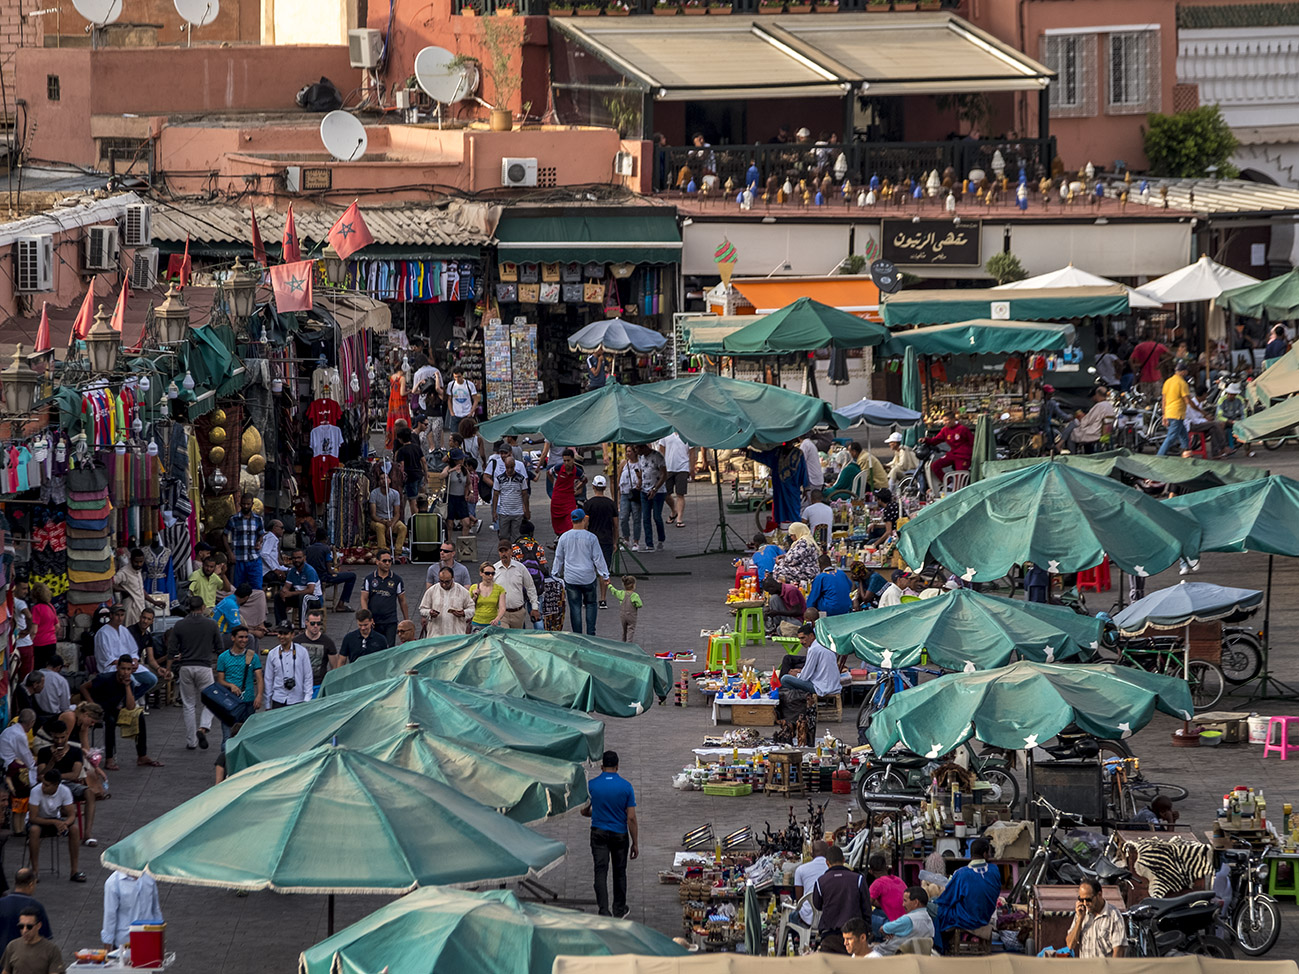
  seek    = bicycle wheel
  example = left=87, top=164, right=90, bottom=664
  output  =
left=1005, top=429, right=1036, bottom=458
left=1113, top=778, right=1139, bottom=822
left=1128, top=781, right=1190, bottom=803
left=1187, top=659, right=1226, bottom=711
left=1220, top=632, right=1263, bottom=685
left=1188, top=935, right=1235, bottom=959
left=1233, top=895, right=1281, bottom=956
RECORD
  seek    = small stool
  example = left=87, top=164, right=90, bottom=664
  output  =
left=1078, top=555, right=1112, bottom=593
left=734, top=563, right=757, bottom=587
left=735, top=606, right=766, bottom=648
left=1263, top=716, right=1299, bottom=760
left=1268, top=857, right=1299, bottom=904
left=766, top=750, right=805, bottom=797
left=772, top=636, right=801, bottom=655
left=815, top=693, right=843, bottom=722
left=946, top=927, right=993, bottom=956
left=707, top=634, right=739, bottom=672
left=1187, top=432, right=1209, bottom=458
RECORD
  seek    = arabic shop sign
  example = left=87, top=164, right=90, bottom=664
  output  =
left=881, top=219, right=981, bottom=266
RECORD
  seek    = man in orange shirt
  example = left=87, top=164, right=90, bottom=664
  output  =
left=1156, top=362, right=1192, bottom=457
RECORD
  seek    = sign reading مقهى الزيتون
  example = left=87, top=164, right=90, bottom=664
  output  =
left=880, top=219, right=981, bottom=266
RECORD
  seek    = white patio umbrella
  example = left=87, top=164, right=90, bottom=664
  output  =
left=1136, top=254, right=1261, bottom=304
left=994, top=263, right=1162, bottom=309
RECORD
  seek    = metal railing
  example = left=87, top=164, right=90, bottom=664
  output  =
left=656, top=138, right=1055, bottom=193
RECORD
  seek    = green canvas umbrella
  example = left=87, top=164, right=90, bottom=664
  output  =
left=816, top=588, right=1104, bottom=671
left=1219, top=268, right=1299, bottom=319
left=102, top=745, right=566, bottom=894
left=901, top=346, right=922, bottom=446
left=298, top=887, right=686, bottom=974
left=969, top=413, right=996, bottom=483
left=478, top=383, right=678, bottom=447
left=713, top=297, right=890, bottom=355
left=865, top=661, right=1194, bottom=758
left=878, top=320, right=1070, bottom=357
left=1231, top=397, right=1299, bottom=444
left=897, top=463, right=1201, bottom=582
left=319, top=628, right=671, bottom=716
left=228, top=722, right=587, bottom=824
left=984, top=450, right=1267, bottom=490
left=231, top=674, right=603, bottom=765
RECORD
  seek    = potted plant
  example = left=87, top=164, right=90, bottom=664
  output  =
left=479, top=15, right=524, bottom=130
left=786, top=0, right=812, bottom=11
left=758, top=0, right=783, bottom=13
left=549, top=0, right=575, bottom=12
left=866, top=0, right=889, bottom=10
left=708, top=1, right=732, bottom=13
left=653, top=0, right=679, bottom=14
left=892, top=0, right=917, bottom=9
left=495, top=2, right=517, bottom=15
left=606, top=1, right=631, bottom=14
left=918, top=0, right=940, bottom=7
left=460, top=1, right=478, bottom=14
left=812, top=0, right=837, bottom=11
left=682, top=0, right=707, bottom=15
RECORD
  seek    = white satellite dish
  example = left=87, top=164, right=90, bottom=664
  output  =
left=72, top=0, right=123, bottom=25
left=174, top=0, right=220, bottom=25
left=320, top=111, right=368, bottom=162
left=414, top=46, right=477, bottom=104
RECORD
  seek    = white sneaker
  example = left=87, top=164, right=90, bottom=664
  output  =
left=1179, top=563, right=1190, bottom=576
left=631, top=542, right=640, bottom=551
left=471, top=518, right=483, bottom=535
left=1190, top=559, right=1200, bottom=573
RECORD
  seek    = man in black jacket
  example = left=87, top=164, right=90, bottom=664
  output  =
left=811, top=845, right=870, bottom=954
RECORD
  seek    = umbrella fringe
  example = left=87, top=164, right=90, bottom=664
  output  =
left=1118, top=605, right=1254, bottom=634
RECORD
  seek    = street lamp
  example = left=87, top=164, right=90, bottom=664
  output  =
left=226, top=258, right=260, bottom=321
left=0, top=344, right=39, bottom=414
left=155, top=284, right=191, bottom=345
left=85, top=305, right=119, bottom=375
left=322, top=245, right=345, bottom=286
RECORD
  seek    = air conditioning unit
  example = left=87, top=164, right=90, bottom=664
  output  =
left=348, top=28, right=384, bottom=69
left=501, top=157, right=538, bottom=188
left=123, top=203, right=152, bottom=246
left=15, top=235, right=53, bottom=293
left=131, top=247, right=159, bottom=290
left=85, top=226, right=120, bottom=271
left=613, top=151, right=636, bottom=177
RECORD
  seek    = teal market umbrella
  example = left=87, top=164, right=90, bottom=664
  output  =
left=1231, top=397, right=1299, bottom=444
left=816, top=588, right=1104, bottom=671
left=318, top=628, right=671, bottom=716
left=897, top=463, right=1201, bottom=582
left=901, top=346, right=921, bottom=446
left=569, top=318, right=668, bottom=355
left=744, top=882, right=763, bottom=956
left=713, top=296, right=890, bottom=355
left=1113, top=581, right=1263, bottom=635
left=984, top=450, right=1267, bottom=490
left=298, top=887, right=686, bottom=974
left=478, top=383, right=677, bottom=448
left=230, top=674, right=604, bottom=765
left=969, top=413, right=995, bottom=483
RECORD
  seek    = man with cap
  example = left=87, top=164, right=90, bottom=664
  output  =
left=1069, top=385, right=1117, bottom=454
left=494, top=540, right=541, bottom=630
left=1186, top=393, right=1231, bottom=459
left=877, top=571, right=908, bottom=608
left=93, top=604, right=158, bottom=700
left=552, top=509, right=609, bottom=636
left=884, top=433, right=919, bottom=491
left=1157, top=361, right=1193, bottom=456
left=583, top=475, right=619, bottom=609
left=263, top=623, right=313, bottom=709
left=1216, top=382, right=1245, bottom=450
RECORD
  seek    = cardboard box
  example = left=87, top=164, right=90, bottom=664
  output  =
left=729, top=705, right=776, bottom=727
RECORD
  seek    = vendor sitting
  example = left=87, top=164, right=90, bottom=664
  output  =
left=867, top=886, right=935, bottom=957
left=763, top=575, right=806, bottom=634
left=932, top=837, right=1002, bottom=953
left=1129, top=795, right=1179, bottom=830
left=924, top=412, right=973, bottom=493
left=779, top=624, right=844, bottom=699
left=826, top=443, right=888, bottom=499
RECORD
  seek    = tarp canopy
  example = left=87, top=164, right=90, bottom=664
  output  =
left=865, top=661, right=1194, bottom=757
left=693, top=297, right=890, bottom=355
left=995, top=264, right=1161, bottom=309
left=318, top=628, right=673, bottom=717
left=1247, top=348, right=1299, bottom=407
left=1137, top=254, right=1260, bottom=304
left=1231, top=396, right=1299, bottom=443
left=1164, top=475, right=1299, bottom=557
left=984, top=450, right=1268, bottom=491
left=494, top=212, right=681, bottom=265
left=315, top=292, right=391, bottom=338
left=229, top=674, right=604, bottom=765
left=879, top=320, right=1071, bottom=358
left=815, top=588, right=1104, bottom=671
left=881, top=285, right=1130, bottom=326
left=897, top=463, right=1202, bottom=581
left=1113, top=581, right=1264, bottom=635
left=568, top=318, right=667, bottom=355
left=102, top=745, right=566, bottom=894
left=836, top=398, right=922, bottom=428
left=550, top=954, right=1299, bottom=974
left=733, top=277, right=879, bottom=314
left=298, top=888, right=686, bottom=974
left=1218, top=269, right=1299, bottom=319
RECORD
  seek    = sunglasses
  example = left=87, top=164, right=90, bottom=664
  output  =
left=379, top=558, right=392, bottom=564
left=481, top=570, right=495, bottom=576
left=17, top=924, right=35, bottom=930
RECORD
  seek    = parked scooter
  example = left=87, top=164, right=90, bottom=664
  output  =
left=1124, top=892, right=1235, bottom=958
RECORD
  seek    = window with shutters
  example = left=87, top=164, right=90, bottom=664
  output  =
left=1041, top=33, right=1098, bottom=118
left=1107, top=30, right=1160, bottom=114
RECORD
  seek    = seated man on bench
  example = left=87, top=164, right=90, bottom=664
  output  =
left=780, top=624, right=844, bottom=702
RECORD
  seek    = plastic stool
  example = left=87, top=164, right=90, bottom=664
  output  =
left=1186, top=432, right=1208, bottom=458
left=707, top=634, right=738, bottom=672
left=735, top=606, right=766, bottom=648
left=1268, top=857, right=1299, bottom=904
left=1263, top=716, right=1299, bottom=760
left=772, top=636, right=801, bottom=655
left=1078, top=555, right=1112, bottom=593
left=735, top=563, right=757, bottom=587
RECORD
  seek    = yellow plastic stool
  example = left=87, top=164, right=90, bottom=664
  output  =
left=736, top=606, right=766, bottom=648
left=707, top=634, right=739, bottom=672
left=772, top=636, right=801, bottom=655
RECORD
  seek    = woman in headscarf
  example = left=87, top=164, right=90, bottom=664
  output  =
left=773, top=522, right=820, bottom=587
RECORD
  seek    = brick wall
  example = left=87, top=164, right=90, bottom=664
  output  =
left=0, top=0, right=44, bottom=107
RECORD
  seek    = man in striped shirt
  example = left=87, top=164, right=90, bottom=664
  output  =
left=491, top=452, right=530, bottom=545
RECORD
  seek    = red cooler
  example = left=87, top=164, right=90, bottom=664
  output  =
left=129, top=921, right=166, bottom=968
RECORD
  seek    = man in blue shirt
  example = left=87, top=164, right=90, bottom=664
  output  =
left=213, top=584, right=263, bottom=640
left=581, top=749, right=638, bottom=918
left=223, top=494, right=265, bottom=590
left=275, top=549, right=322, bottom=628
left=782, top=624, right=845, bottom=698
left=933, top=837, right=1003, bottom=952
left=807, top=556, right=853, bottom=617
left=746, top=444, right=807, bottom=528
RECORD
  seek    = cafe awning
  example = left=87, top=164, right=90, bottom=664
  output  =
left=881, top=285, right=1130, bottom=327
left=552, top=12, right=1052, bottom=101
left=494, top=211, right=681, bottom=265
left=878, top=320, right=1070, bottom=357
left=732, top=277, right=880, bottom=314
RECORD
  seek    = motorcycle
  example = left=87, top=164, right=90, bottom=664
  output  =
left=1124, top=892, right=1235, bottom=958
left=855, top=740, right=1019, bottom=809
left=896, top=440, right=944, bottom=502
left=1217, top=845, right=1282, bottom=956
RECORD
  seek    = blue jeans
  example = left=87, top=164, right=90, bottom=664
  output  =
left=232, top=559, right=263, bottom=590
left=565, top=581, right=599, bottom=635
left=620, top=493, right=642, bottom=544
left=641, top=491, right=666, bottom=546
left=132, top=668, right=158, bottom=698
left=781, top=675, right=815, bottom=693
left=1156, top=418, right=1189, bottom=456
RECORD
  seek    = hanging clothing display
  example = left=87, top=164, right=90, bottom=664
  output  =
left=341, top=259, right=479, bottom=303
left=385, top=372, right=409, bottom=448
left=326, top=468, right=370, bottom=548
left=65, top=463, right=115, bottom=616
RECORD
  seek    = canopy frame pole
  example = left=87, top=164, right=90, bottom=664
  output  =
left=1245, top=554, right=1299, bottom=701
left=328, top=893, right=334, bottom=936
left=677, top=448, right=749, bottom=560
left=1027, top=750, right=1039, bottom=845
left=611, top=441, right=679, bottom=578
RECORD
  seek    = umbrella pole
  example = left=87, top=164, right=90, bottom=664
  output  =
left=328, top=893, right=335, bottom=936
left=678, top=449, right=749, bottom=560
left=1247, top=554, right=1299, bottom=701
left=1028, top=750, right=1039, bottom=845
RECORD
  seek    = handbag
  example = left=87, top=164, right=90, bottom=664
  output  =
left=200, top=656, right=255, bottom=726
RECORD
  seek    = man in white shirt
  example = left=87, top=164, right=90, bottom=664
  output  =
left=0, top=709, right=37, bottom=786
left=418, top=566, right=475, bottom=637
left=446, top=365, right=479, bottom=428
left=101, top=871, right=162, bottom=950
left=263, top=623, right=314, bottom=708
left=259, top=520, right=291, bottom=589
left=794, top=840, right=831, bottom=924
left=494, top=540, right=540, bottom=629
left=801, top=490, right=833, bottom=541
left=799, top=434, right=824, bottom=496
left=657, top=431, right=691, bottom=527
left=877, top=571, right=907, bottom=608
left=27, top=769, right=83, bottom=880
left=782, top=624, right=844, bottom=698
left=94, top=605, right=157, bottom=698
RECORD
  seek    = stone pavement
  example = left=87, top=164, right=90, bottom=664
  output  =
left=23, top=447, right=1299, bottom=971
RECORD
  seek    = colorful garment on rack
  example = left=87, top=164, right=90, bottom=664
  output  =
left=306, top=399, right=342, bottom=428
left=311, top=455, right=340, bottom=505
left=385, top=373, right=409, bottom=449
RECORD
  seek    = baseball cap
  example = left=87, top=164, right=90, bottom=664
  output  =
left=885, top=432, right=903, bottom=444
left=276, top=621, right=294, bottom=633
left=796, top=127, right=811, bottom=138
left=570, top=508, right=586, bottom=522
left=449, top=448, right=465, bottom=461
left=1174, top=361, right=1189, bottom=372
left=592, top=475, right=607, bottom=488
left=1041, top=384, right=1055, bottom=395
left=1227, top=382, right=1243, bottom=395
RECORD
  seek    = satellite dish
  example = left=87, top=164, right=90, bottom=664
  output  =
left=174, top=0, right=220, bottom=26
left=871, top=258, right=901, bottom=294
left=414, top=46, right=477, bottom=104
left=72, top=0, right=123, bottom=25
left=320, top=111, right=368, bottom=162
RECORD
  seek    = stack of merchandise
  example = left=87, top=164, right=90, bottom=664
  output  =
left=65, top=465, right=115, bottom=618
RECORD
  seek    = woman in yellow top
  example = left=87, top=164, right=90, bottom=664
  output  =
left=468, top=562, right=507, bottom=631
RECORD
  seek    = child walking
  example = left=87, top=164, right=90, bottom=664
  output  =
left=607, top=574, right=643, bottom=643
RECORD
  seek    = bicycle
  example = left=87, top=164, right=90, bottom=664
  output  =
left=1102, top=754, right=1189, bottom=821
left=1106, top=635, right=1225, bottom=711
left=1009, top=796, right=1120, bottom=905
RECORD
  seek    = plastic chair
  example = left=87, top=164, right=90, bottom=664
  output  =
left=1263, top=716, right=1299, bottom=760
left=772, top=636, right=801, bottom=655
left=776, top=892, right=819, bottom=955
left=942, top=471, right=970, bottom=495
left=735, top=605, right=766, bottom=648
left=735, top=563, right=757, bottom=587
left=707, top=634, right=739, bottom=672
left=1077, top=555, right=1112, bottom=593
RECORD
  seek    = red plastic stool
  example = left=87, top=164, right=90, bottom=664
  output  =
left=1186, top=432, right=1208, bottom=458
left=735, top=563, right=757, bottom=587
left=1077, top=555, right=1112, bottom=593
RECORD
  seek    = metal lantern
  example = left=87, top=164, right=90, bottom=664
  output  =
left=226, top=258, right=260, bottom=321
left=85, top=305, right=119, bottom=374
left=155, top=284, right=191, bottom=345
left=322, top=245, right=345, bottom=285
left=0, top=344, right=39, bottom=415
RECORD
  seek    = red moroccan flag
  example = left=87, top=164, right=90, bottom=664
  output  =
left=282, top=202, right=301, bottom=263
left=71, top=276, right=97, bottom=342
left=269, top=260, right=314, bottom=313
left=109, top=278, right=130, bottom=333
left=251, top=206, right=266, bottom=266
left=326, top=202, right=375, bottom=262
left=34, top=302, right=50, bottom=353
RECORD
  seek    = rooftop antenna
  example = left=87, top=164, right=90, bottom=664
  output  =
left=71, top=0, right=122, bottom=48
left=413, top=46, right=480, bottom=129
left=174, top=0, right=219, bottom=47
left=319, top=111, right=369, bottom=163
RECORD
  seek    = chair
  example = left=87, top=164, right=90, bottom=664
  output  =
left=776, top=892, right=819, bottom=955
left=1077, top=555, right=1112, bottom=594
left=1263, top=716, right=1299, bottom=760
left=941, top=471, right=970, bottom=495
left=706, top=634, right=739, bottom=672
left=766, top=750, right=805, bottom=797
left=735, top=605, right=766, bottom=648
left=814, top=693, right=843, bottom=722
left=1186, top=431, right=1209, bottom=458
left=811, top=523, right=829, bottom=549
left=409, top=512, right=445, bottom=562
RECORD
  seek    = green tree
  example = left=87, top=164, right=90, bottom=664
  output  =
left=986, top=251, right=1027, bottom=285
left=1143, top=105, right=1240, bottom=178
